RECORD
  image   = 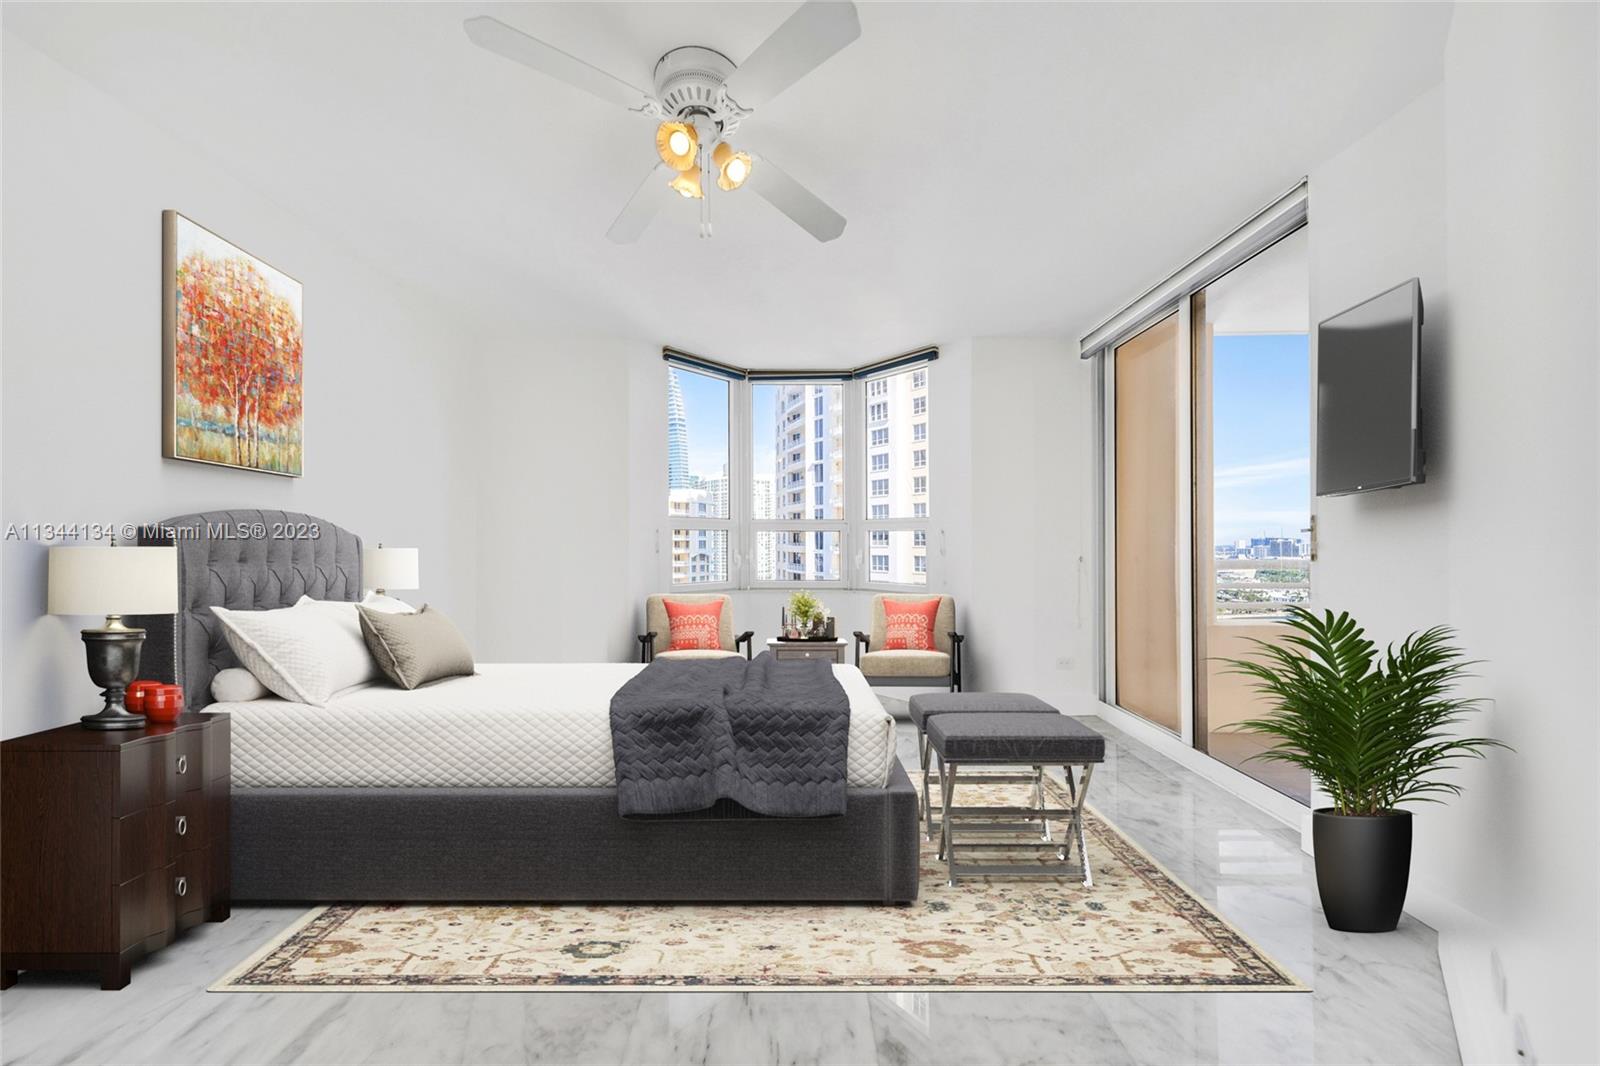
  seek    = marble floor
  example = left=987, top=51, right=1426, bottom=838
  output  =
left=0, top=715, right=1461, bottom=1066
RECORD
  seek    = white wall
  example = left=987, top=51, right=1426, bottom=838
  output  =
left=472, top=330, right=642, bottom=664
left=1310, top=6, right=1598, bottom=1062
left=0, top=36, right=479, bottom=738
left=968, top=338, right=1098, bottom=710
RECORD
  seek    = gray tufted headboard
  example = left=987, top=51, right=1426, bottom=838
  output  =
left=132, top=510, right=362, bottom=710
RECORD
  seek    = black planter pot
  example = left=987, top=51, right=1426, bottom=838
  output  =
left=1312, top=808, right=1412, bottom=932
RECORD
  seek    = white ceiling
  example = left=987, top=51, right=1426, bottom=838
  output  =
left=4, top=2, right=1451, bottom=366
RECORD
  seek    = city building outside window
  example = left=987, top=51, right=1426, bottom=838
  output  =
left=666, top=365, right=732, bottom=585
left=860, top=363, right=930, bottom=587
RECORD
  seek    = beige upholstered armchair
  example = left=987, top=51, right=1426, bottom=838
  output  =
left=852, top=594, right=964, bottom=691
left=638, top=594, right=755, bottom=663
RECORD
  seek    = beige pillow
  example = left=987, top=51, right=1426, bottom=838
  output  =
left=355, top=604, right=475, bottom=690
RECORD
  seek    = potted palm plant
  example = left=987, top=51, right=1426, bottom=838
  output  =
left=1222, top=607, right=1505, bottom=932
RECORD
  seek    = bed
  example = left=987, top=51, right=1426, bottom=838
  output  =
left=134, top=510, right=921, bottom=903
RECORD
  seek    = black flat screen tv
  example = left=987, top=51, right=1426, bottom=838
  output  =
left=1315, top=278, right=1425, bottom=496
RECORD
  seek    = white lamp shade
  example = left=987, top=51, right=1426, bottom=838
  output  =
left=47, top=546, right=178, bottom=617
left=364, top=547, right=419, bottom=590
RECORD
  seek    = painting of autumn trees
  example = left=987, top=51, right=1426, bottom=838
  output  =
left=163, top=212, right=303, bottom=475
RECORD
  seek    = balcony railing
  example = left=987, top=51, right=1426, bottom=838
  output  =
left=1212, top=556, right=1311, bottom=618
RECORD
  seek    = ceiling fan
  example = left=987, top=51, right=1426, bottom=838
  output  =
left=463, top=2, right=859, bottom=243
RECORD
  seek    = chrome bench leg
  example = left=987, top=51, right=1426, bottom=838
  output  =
left=939, top=760, right=958, bottom=883
left=921, top=728, right=935, bottom=841
left=1066, top=763, right=1095, bottom=887
left=1033, top=765, right=1051, bottom=842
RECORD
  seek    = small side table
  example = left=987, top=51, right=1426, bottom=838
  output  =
left=766, top=638, right=848, bottom=664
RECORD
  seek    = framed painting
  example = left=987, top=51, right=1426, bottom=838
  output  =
left=162, top=210, right=303, bottom=476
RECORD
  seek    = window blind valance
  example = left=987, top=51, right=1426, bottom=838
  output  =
left=662, top=346, right=938, bottom=381
left=662, top=349, right=745, bottom=380
left=1078, top=180, right=1308, bottom=359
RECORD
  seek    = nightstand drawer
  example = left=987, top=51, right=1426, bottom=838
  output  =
left=174, top=851, right=207, bottom=917
left=116, top=807, right=170, bottom=884
left=174, top=792, right=206, bottom=852
left=174, top=731, right=204, bottom=792
left=118, top=740, right=172, bottom=816
left=770, top=643, right=846, bottom=663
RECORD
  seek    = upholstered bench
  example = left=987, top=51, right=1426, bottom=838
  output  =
left=925, top=712, right=1107, bottom=887
left=908, top=692, right=1060, bottom=840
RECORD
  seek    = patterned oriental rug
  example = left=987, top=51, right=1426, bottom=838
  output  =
left=214, top=777, right=1304, bottom=992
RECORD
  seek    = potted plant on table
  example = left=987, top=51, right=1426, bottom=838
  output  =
left=785, top=590, right=830, bottom=639
left=1222, top=607, right=1506, bottom=933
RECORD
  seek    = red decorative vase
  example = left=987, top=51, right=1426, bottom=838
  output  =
left=145, top=686, right=184, bottom=724
left=125, top=680, right=162, bottom=714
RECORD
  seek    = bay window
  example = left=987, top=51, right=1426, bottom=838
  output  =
left=663, top=349, right=934, bottom=589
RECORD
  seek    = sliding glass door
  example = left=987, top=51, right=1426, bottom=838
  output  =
left=1112, top=313, right=1185, bottom=734
left=1191, top=227, right=1312, bottom=802
left=1100, top=219, right=1312, bottom=803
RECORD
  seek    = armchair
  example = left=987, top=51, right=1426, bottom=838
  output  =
left=853, top=594, right=963, bottom=691
left=638, top=594, right=754, bottom=663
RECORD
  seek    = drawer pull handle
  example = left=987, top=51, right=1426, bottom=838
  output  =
left=175, top=815, right=188, bottom=837
left=176, top=755, right=188, bottom=775
left=174, top=876, right=188, bottom=898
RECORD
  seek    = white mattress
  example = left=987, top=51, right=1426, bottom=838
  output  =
left=217, top=662, right=897, bottom=790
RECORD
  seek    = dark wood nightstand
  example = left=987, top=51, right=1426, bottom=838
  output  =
left=1, top=714, right=230, bottom=990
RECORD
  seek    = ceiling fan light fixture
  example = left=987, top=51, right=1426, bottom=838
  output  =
left=655, top=121, right=699, bottom=171
left=668, top=168, right=703, bottom=199
left=712, top=142, right=753, bottom=191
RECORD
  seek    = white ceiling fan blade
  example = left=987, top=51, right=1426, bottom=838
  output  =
left=720, top=1, right=861, bottom=113
left=464, top=16, right=659, bottom=116
left=607, top=164, right=669, bottom=244
left=747, top=155, right=846, bottom=242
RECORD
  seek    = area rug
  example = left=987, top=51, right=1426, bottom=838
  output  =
left=213, top=776, right=1304, bottom=992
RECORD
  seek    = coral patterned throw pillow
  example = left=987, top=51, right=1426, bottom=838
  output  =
left=664, top=598, right=723, bottom=651
left=882, top=598, right=941, bottom=651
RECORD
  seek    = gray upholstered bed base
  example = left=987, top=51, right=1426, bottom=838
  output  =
left=233, top=762, right=922, bottom=904
left=139, top=509, right=922, bottom=904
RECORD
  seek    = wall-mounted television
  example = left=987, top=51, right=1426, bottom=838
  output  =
left=1315, top=278, right=1425, bottom=496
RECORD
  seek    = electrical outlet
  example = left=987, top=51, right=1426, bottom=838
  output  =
left=1056, top=656, right=1073, bottom=670
left=1513, top=1014, right=1535, bottom=1064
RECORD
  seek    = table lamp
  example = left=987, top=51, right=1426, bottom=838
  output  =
left=364, top=544, right=419, bottom=596
left=47, top=544, right=178, bottom=730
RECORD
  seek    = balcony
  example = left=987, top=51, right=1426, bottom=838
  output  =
left=1212, top=556, right=1310, bottom=619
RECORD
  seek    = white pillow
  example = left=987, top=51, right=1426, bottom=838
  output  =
left=291, top=596, right=388, bottom=692
left=210, top=667, right=270, bottom=704
left=212, top=599, right=374, bottom=706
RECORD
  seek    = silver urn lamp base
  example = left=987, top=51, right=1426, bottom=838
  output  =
left=79, top=616, right=147, bottom=731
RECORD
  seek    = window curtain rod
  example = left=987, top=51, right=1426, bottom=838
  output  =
left=662, top=346, right=938, bottom=380
left=1078, top=179, right=1308, bottom=359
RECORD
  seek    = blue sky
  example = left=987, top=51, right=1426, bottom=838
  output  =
left=676, top=369, right=731, bottom=480
left=1211, top=332, right=1311, bottom=545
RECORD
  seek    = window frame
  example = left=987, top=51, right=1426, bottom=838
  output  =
left=664, top=363, right=739, bottom=592
left=745, top=378, right=850, bottom=589
left=660, top=357, right=934, bottom=592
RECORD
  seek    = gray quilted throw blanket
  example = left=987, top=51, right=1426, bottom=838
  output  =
left=609, top=652, right=851, bottom=818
